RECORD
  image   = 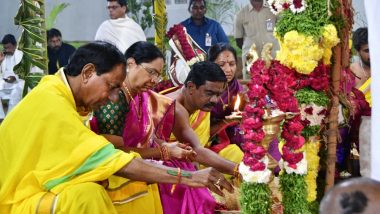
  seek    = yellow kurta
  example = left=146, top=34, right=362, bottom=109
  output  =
left=170, top=110, right=243, bottom=178
left=0, top=72, right=138, bottom=213
left=359, top=77, right=371, bottom=107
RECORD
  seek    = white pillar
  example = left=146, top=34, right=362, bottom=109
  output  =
left=364, top=0, right=380, bottom=180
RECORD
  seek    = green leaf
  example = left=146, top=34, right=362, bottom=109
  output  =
left=46, top=3, right=70, bottom=29
left=240, top=182, right=271, bottom=214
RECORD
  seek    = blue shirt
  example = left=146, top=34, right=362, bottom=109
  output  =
left=181, top=17, right=229, bottom=52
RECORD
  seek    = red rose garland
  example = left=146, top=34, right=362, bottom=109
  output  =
left=166, top=24, right=196, bottom=61
left=242, top=60, right=306, bottom=172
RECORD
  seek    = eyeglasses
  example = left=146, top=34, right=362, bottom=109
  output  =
left=139, top=64, right=163, bottom=82
left=107, top=5, right=121, bottom=10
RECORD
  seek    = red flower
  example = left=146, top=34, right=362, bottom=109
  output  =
left=304, top=106, right=313, bottom=115
left=250, top=161, right=266, bottom=171
left=282, top=146, right=304, bottom=164
left=283, top=3, right=290, bottom=9
left=292, top=0, right=303, bottom=9
left=318, top=109, right=327, bottom=116
left=243, top=117, right=263, bottom=130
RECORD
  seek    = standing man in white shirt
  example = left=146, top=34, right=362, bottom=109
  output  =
left=234, top=0, right=279, bottom=79
left=0, top=34, right=24, bottom=121
left=95, top=0, right=146, bottom=54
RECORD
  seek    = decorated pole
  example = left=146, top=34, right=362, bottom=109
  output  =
left=325, top=0, right=353, bottom=191
left=153, top=0, right=167, bottom=55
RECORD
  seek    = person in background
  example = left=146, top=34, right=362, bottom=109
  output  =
left=180, top=0, right=229, bottom=52
left=0, top=34, right=24, bottom=121
left=350, top=27, right=371, bottom=177
left=207, top=43, right=244, bottom=167
left=350, top=28, right=371, bottom=94
left=47, top=28, right=76, bottom=74
left=95, top=0, right=146, bottom=53
left=234, top=0, right=279, bottom=79
left=0, top=41, right=231, bottom=213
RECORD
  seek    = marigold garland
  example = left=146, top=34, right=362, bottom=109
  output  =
left=305, top=140, right=320, bottom=202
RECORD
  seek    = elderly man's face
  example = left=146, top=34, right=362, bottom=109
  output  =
left=81, top=63, right=126, bottom=110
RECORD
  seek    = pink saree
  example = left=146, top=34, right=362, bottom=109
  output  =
left=121, top=90, right=216, bottom=214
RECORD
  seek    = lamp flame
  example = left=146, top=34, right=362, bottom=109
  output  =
left=234, top=95, right=241, bottom=111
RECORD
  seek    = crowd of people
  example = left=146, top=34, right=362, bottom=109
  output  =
left=0, top=0, right=375, bottom=213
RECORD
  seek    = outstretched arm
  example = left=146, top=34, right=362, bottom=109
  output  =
left=172, top=103, right=236, bottom=175
left=115, top=158, right=233, bottom=196
left=102, top=134, right=196, bottom=161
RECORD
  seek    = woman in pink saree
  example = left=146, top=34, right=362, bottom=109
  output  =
left=91, top=42, right=233, bottom=214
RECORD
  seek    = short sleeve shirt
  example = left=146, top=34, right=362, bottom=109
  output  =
left=181, top=17, right=230, bottom=52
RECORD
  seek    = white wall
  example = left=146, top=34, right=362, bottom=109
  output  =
left=0, top=0, right=368, bottom=41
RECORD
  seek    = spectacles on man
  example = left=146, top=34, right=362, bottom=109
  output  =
left=107, top=5, right=121, bottom=10
left=139, top=64, right=163, bottom=82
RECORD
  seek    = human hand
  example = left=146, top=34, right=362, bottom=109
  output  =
left=183, top=167, right=234, bottom=196
left=163, top=141, right=197, bottom=161
left=0, top=52, right=5, bottom=63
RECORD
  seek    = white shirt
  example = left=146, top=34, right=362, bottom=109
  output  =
left=0, top=49, right=23, bottom=80
left=95, top=17, right=147, bottom=53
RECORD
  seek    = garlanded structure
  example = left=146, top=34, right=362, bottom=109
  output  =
left=238, top=0, right=352, bottom=213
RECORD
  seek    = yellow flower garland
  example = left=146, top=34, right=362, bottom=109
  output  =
left=305, top=140, right=320, bottom=202
left=321, top=24, right=340, bottom=65
left=275, top=25, right=340, bottom=75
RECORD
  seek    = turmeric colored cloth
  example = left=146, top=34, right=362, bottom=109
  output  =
left=0, top=71, right=138, bottom=213
left=185, top=110, right=243, bottom=165
left=359, top=77, right=371, bottom=107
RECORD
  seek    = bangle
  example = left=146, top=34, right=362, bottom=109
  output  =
left=167, top=168, right=192, bottom=194
left=171, top=168, right=181, bottom=194
left=160, top=145, right=170, bottom=160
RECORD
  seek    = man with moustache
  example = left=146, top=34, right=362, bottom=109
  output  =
left=47, top=28, right=76, bottom=74
left=164, top=61, right=237, bottom=172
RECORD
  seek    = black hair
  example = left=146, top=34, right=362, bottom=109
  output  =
left=47, top=28, right=62, bottom=40
left=353, top=27, right=368, bottom=51
left=1, top=34, right=17, bottom=45
left=184, top=61, right=227, bottom=88
left=107, top=0, right=127, bottom=7
left=208, top=43, right=237, bottom=62
left=64, top=41, right=126, bottom=77
left=125, top=41, right=164, bottom=64
left=188, top=0, right=207, bottom=11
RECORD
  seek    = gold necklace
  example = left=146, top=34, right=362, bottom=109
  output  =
left=220, top=86, right=230, bottom=110
left=124, top=82, right=141, bottom=121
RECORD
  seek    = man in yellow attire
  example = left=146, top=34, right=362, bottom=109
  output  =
left=0, top=42, right=232, bottom=213
left=164, top=62, right=243, bottom=178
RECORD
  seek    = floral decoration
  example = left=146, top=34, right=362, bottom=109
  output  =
left=166, top=24, right=205, bottom=66
left=268, top=0, right=307, bottom=15
left=304, top=140, right=320, bottom=202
